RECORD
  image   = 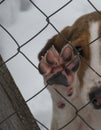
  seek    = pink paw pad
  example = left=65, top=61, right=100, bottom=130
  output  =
left=39, top=44, right=80, bottom=87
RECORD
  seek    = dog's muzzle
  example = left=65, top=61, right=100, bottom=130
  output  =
left=89, top=86, right=101, bottom=109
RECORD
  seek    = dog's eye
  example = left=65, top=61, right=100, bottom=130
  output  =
left=74, top=46, right=84, bottom=57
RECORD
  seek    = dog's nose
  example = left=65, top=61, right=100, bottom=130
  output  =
left=89, top=87, right=101, bottom=109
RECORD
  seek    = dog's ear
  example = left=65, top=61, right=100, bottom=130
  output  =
left=38, top=26, right=71, bottom=60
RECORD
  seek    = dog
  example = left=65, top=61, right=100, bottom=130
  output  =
left=38, top=11, right=101, bottom=130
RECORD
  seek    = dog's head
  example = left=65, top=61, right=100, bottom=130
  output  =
left=38, top=11, right=101, bottom=109
left=76, top=22, right=101, bottom=109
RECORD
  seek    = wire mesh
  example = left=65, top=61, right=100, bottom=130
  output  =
left=0, top=0, right=101, bottom=130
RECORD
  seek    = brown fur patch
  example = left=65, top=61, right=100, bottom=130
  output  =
left=38, top=11, right=101, bottom=87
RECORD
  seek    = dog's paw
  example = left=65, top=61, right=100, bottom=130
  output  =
left=38, top=44, right=80, bottom=87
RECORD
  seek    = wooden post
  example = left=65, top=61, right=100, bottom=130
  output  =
left=0, top=56, right=40, bottom=130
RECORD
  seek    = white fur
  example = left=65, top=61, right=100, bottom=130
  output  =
left=48, top=22, right=101, bottom=130
left=90, top=22, right=100, bottom=68
left=81, top=22, right=101, bottom=103
left=80, top=22, right=101, bottom=130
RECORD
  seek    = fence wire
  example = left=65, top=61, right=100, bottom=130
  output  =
left=0, top=0, right=101, bottom=130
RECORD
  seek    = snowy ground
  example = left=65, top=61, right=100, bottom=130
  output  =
left=0, top=0, right=101, bottom=129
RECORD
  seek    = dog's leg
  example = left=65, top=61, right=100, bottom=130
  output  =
left=38, top=44, right=80, bottom=129
left=50, top=104, right=58, bottom=130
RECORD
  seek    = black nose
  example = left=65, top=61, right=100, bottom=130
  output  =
left=89, top=87, right=101, bottom=109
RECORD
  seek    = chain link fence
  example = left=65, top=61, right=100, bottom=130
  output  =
left=0, top=0, right=101, bottom=130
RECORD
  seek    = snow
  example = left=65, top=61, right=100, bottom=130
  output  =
left=0, top=0, right=101, bottom=129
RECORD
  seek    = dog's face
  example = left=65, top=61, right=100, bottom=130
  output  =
left=77, top=22, right=101, bottom=109
left=38, top=11, right=101, bottom=110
